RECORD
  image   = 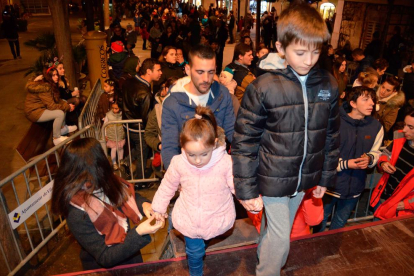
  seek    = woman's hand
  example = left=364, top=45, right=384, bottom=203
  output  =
left=142, top=202, right=154, bottom=218
left=69, top=104, right=75, bottom=112
left=154, top=211, right=168, bottom=222
left=136, top=216, right=164, bottom=235
left=71, top=90, right=79, bottom=97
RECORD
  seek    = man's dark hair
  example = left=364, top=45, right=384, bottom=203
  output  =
left=347, top=86, right=377, bottom=107
left=188, top=44, right=216, bottom=66
left=233, top=43, right=253, bottom=61
left=405, top=107, right=414, bottom=118
left=139, top=58, right=161, bottom=75
left=373, top=58, right=389, bottom=71
left=352, top=48, right=364, bottom=57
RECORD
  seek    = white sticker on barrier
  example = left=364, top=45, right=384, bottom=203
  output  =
left=8, top=181, right=54, bottom=229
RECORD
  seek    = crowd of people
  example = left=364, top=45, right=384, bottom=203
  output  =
left=16, top=1, right=414, bottom=275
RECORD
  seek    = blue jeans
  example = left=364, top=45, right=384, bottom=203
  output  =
left=184, top=236, right=208, bottom=276
left=318, top=195, right=359, bottom=231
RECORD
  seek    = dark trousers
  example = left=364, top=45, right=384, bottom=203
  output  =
left=128, top=131, right=150, bottom=179
left=229, top=26, right=234, bottom=43
left=184, top=237, right=209, bottom=276
left=315, top=195, right=359, bottom=232
left=143, top=38, right=147, bottom=50
left=8, top=39, right=20, bottom=58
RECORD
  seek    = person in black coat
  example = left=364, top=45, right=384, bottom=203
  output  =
left=153, top=46, right=185, bottom=93
left=2, top=7, right=20, bottom=59
left=51, top=138, right=163, bottom=270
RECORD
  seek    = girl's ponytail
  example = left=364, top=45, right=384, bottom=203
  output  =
left=180, top=106, right=218, bottom=148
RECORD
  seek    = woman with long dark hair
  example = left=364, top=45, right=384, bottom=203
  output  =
left=24, top=67, right=77, bottom=145
left=333, top=56, right=349, bottom=101
left=153, top=46, right=184, bottom=92
left=51, top=138, right=163, bottom=270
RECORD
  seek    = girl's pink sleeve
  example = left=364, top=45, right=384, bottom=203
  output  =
left=151, top=157, right=181, bottom=214
left=226, top=157, right=236, bottom=195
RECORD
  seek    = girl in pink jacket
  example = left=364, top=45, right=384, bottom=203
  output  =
left=152, top=106, right=236, bottom=276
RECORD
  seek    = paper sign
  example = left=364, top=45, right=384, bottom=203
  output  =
left=8, top=181, right=54, bottom=229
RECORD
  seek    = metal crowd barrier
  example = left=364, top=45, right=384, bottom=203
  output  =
left=0, top=125, right=95, bottom=276
left=78, top=79, right=103, bottom=139
left=100, top=119, right=159, bottom=185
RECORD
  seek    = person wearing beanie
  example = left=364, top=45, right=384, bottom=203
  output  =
left=219, top=67, right=239, bottom=116
left=108, top=41, right=129, bottom=80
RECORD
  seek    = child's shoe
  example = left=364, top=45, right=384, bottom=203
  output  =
left=53, top=136, right=69, bottom=146
left=61, top=125, right=78, bottom=135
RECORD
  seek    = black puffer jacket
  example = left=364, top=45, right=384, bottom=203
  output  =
left=122, top=75, right=153, bottom=129
left=232, top=66, right=340, bottom=200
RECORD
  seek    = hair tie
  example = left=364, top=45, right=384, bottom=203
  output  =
left=194, top=114, right=202, bottom=119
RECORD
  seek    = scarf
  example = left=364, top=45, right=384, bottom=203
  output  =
left=70, top=178, right=143, bottom=246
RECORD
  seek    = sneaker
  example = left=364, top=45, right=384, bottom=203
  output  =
left=17, top=56, right=22, bottom=59
left=67, top=125, right=77, bottom=133
left=61, top=125, right=77, bottom=135
left=53, top=136, right=69, bottom=146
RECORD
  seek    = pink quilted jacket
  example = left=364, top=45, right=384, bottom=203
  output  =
left=151, top=146, right=236, bottom=240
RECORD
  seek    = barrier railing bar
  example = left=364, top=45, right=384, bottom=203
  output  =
left=34, top=165, right=54, bottom=232
left=0, top=239, right=11, bottom=273
left=0, top=125, right=93, bottom=188
left=23, top=171, right=45, bottom=241
left=139, top=123, right=144, bottom=180
left=8, top=220, right=67, bottom=276
left=2, top=182, right=24, bottom=261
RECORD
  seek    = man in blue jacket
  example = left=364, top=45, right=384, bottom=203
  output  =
left=161, top=45, right=235, bottom=169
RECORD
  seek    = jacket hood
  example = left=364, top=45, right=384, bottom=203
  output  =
left=377, top=90, right=405, bottom=108
left=257, top=53, right=286, bottom=72
left=109, top=52, right=128, bottom=64
left=26, top=80, right=52, bottom=94
left=123, top=56, right=139, bottom=75
left=170, top=76, right=192, bottom=93
left=181, top=145, right=226, bottom=170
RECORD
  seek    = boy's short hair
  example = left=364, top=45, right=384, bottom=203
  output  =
left=373, top=58, right=389, bottom=71
left=277, top=3, right=330, bottom=49
left=352, top=48, right=364, bottom=57
left=188, top=44, right=216, bottom=66
left=347, top=86, right=377, bottom=106
left=139, top=58, right=161, bottom=75
left=233, top=43, right=252, bottom=61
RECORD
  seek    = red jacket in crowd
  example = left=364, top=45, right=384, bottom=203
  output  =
left=370, top=137, right=414, bottom=220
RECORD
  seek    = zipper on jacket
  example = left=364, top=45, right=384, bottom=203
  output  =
left=292, top=71, right=308, bottom=196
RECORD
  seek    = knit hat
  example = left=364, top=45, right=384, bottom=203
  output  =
left=223, top=67, right=234, bottom=76
left=111, top=41, right=124, bottom=53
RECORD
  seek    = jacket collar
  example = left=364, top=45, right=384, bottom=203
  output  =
left=339, top=105, right=372, bottom=126
left=168, top=76, right=223, bottom=109
left=180, top=146, right=226, bottom=170
left=135, top=75, right=150, bottom=87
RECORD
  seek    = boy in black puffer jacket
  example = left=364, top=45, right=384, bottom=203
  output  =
left=232, top=3, right=339, bottom=275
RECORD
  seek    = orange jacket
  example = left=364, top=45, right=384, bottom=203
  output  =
left=370, top=137, right=414, bottom=220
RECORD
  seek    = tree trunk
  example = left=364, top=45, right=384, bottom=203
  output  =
left=48, top=0, right=77, bottom=88
left=97, top=0, right=104, bottom=31
left=256, top=0, right=260, bottom=49
left=85, top=0, right=95, bottom=31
